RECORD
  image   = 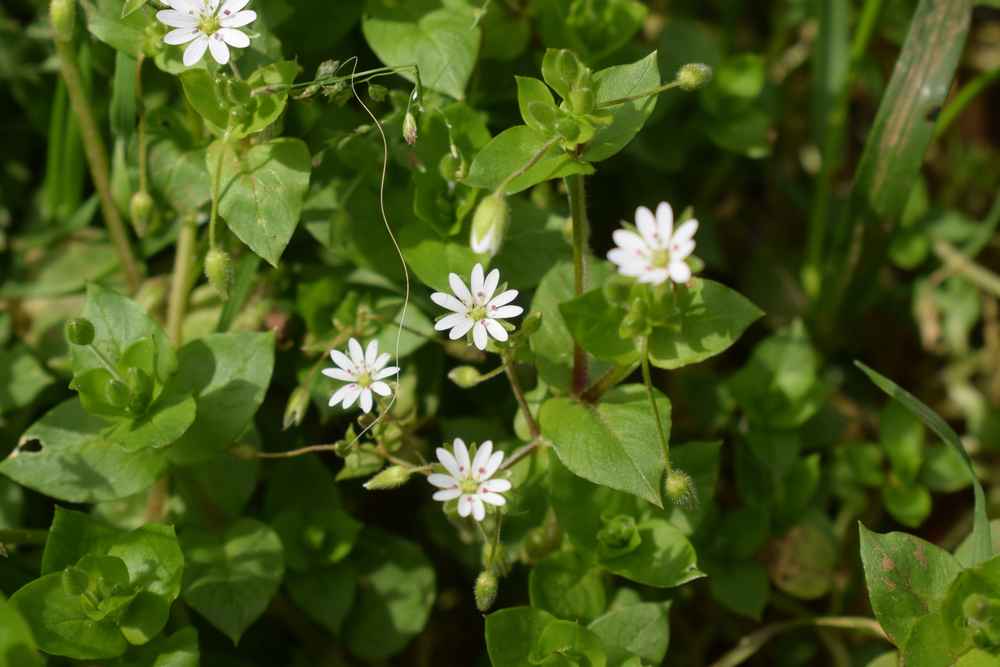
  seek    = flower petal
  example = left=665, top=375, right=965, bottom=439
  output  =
left=156, top=9, right=198, bottom=27
left=340, top=384, right=362, bottom=409
left=635, top=206, right=658, bottom=245
left=482, top=478, right=512, bottom=493
left=218, top=27, right=249, bottom=47
left=327, top=384, right=351, bottom=407
left=365, top=339, right=379, bottom=367
left=612, top=228, right=647, bottom=252
left=370, top=381, right=392, bottom=397
left=219, top=0, right=251, bottom=14
left=655, top=201, right=674, bottom=241
left=672, top=239, right=695, bottom=260
left=472, top=321, right=488, bottom=350
left=669, top=260, right=691, bottom=284
left=373, top=365, right=400, bottom=380
left=453, top=438, right=471, bottom=475
left=436, top=447, right=462, bottom=478
left=489, top=305, right=523, bottom=320
left=182, top=36, right=209, bottom=66
left=372, top=352, right=391, bottom=371
left=433, top=488, right=461, bottom=501
left=359, top=388, right=373, bottom=413
left=164, top=0, right=199, bottom=13
left=431, top=291, right=468, bottom=313
left=483, top=268, right=500, bottom=301
left=487, top=289, right=518, bottom=308
left=479, top=492, right=506, bottom=507
left=435, top=312, right=469, bottom=332
left=448, top=273, right=472, bottom=304
left=163, top=27, right=200, bottom=44
left=457, top=494, right=473, bottom=518
left=330, top=349, right=354, bottom=371
left=484, top=450, right=504, bottom=479
left=207, top=33, right=230, bottom=64
left=448, top=318, right=474, bottom=340
left=321, top=367, right=354, bottom=382
left=428, top=473, right=458, bottom=489
left=348, top=338, right=365, bottom=365
left=470, top=263, right=485, bottom=299
left=471, top=441, right=493, bottom=478
left=672, top=219, right=699, bottom=246
left=472, top=497, right=486, bottom=521
left=484, top=319, right=508, bottom=342
left=639, top=268, right=670, bottom=285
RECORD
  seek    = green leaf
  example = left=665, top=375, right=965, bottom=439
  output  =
left=583, top=51, right=660, bottom=162
left=486, top=607, right=607, bottom=667
left=1, top=399, right=168, bottom=503
left=603, top=517, right=703, bottom=588
left=768, top=516, right=837, bottom=600
left=536, top=0, right=647, bottom=62
left=530, top=551, right=607, bottom=623
left=110, top=52, right=137, bottom=139
left=588, top=601, right=670, bottom=666
left=541, top=384, right=669, bottom=507
left=880, top=400, right=925, bottom=482
left=516, top=76, right=559, bottom=133
left=398, top=222, right=480, bottom=293
left=121, top=0, right=146, bottom=18
left=857, top=362, right=992, bottom=566
left=84, top=0, right=148, bottom=56
left=73, top=284, right=177, bottom=384
left=111, top=627, right=199, bottom=667
left=104, top=386, right=197, bottom=453
left=237, top=61, right=300, bottom=137
left=286, top=563, right=356, bottom=635
left=492, top=199, right=572, bottom=289
left=648, top=279, right=763, bottom=370
left=167, top=332, right=275, bottom=464
left=362, top=0, right=481, bottom=99
left=464, top=125, right=594, bottom=195
left=883, top=481, right=933, bottom=528
left=342, top=528, right=435, bottom=660
left=0, top=345, right=52, bottom=414
left=210, top=138, right=311, bottom=267
left=179, top=71, right=229, bottom=133
left=940, top=555, right=1000, bottom=656
left=559, top=288, right=637, bottom=364
left=10, top=572, right=128, bottom=660
left=0, top=592, right=44, bottom=667
left=858, top=524, right=963, bottom=647
left=180, top=519, right=285, bottom=644
left=706, top=560, right=769, bottom=620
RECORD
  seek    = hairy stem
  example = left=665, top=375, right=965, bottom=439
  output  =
left=499, top=436, right=546, bottom=472
left=641, top=336, right=671, bottom=472
left=503, top=352, right=540, bottom=438
left=565, top=173, right=590, bottom=395
left=709, top=617, right=887, bottom=667
left=53, top=39, right=142, bottom=292
left=209, top=143, right=227, bottom=249
left=166, top=216, right=198, bottom=346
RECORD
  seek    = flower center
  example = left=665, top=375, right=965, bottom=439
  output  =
left=469, top=304, right=488, bottom=321
left=198, top=14, right=221, bottom=35
left=355, top=371, right=372, bottom=388
left=650, top=248, right=671, bottom=269
left=459, top=478, right=480, bottom=494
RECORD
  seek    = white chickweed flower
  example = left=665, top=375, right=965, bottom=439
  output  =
left=428, top=439, right=512, bottom=522
left=608, top=202, right=699, bottom=285
left=322, top=338, right=399, bottom=414
left=156, top=0, right=257, bottom=67
left=431, top=264, right=523, bottom=351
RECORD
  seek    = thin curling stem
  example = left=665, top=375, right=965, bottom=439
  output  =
left=641, top=336, right=670, bottom=472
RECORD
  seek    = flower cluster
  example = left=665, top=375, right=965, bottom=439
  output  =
left=608, top=201, right=699, bottom=286
left=428, top=439, right=511, bottom=522
left=156, top=0, right=257, bottom=67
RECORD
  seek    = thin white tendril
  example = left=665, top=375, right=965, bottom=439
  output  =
left=343, top=56, right=411, bottom=447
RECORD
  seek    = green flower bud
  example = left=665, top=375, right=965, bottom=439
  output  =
left=123, top=367, right=153, bottom=416
left=555, top=117, right=581, bottom=143
left=474, top=570, right=498, bottom=613
left=438, top=150, right=466, bottom=181
left=204, top=248, right=234, bottom=300
left=402, top=111, right=418, bottom=146
left=105, top=378, right=131, bottom=410
left=283, top=386, right=311, bottom=430
left=664, top=468, right=697, bottom=508
left=50, top=0, right=76, bottom=43
left=677, top=63, right=713, bottom=91
left=964, top=593, right=1000, bottom=651
left=448, top=365, right=485, bottom=388
left=363, top=465, right=413, bottom=490
left=569, top=87, right=595, bottom=114
left=470, top=193, right=510, bottom=257
left=129, top=191, right=153, bottom=236
left=597, top=514, right=642, bottom=559
left=65, top=317, right=96, bottom=346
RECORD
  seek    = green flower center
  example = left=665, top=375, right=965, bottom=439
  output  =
left=459, top=478, right=480, bottom=494
left=650, top=248, right=670, bottom=269
left=198, top=14, right=221, bottom=35
left=469, top=305, right=487, bottom=321
left=356, top=371, right=372, bottom=388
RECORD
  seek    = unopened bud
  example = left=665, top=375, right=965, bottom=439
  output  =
left=664, top=468, right=697, bottom=508
left=105, top=378, right=131, bottom=410
left=124, top=367, right=153, bottom=416
left=65, top=318, right=96, bottom=346
left=474, top=571, right=498, bottom=612
left=448, top=365, right=485, bottom=388
left=402, top=111, right=418, bottom=145
left=363, top=465, right=412, bottom=490
left=470, top=193, right=509, bottom=257
left=204, top=248, right=234, bottom=300
left=677, top=63, right=713, bottom=91
left=964, top=593, right=1000, bottom=651
left=283, top=386, right=311, bottom=430
left=50, top=0, right=76, bottom=43
left=569, top=87, right=594, bottom=114
left=129, top=191, right=153, bottom=236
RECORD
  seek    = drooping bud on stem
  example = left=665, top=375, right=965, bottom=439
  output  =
left=65, top=317, right=96, bottom=346
left=664, top=468, right=697, bottom=508
left=677, top=63, right=713, bottom=91
left=402, top=111, right=418, bottom=145
left=474, top=571, right=498, bottom=612
left=470, top=193, right=510, bottom=257
left=204, top=248, right=234, bottom=300
left=363, top=465, right=413, bottom=490
left=448, top=366, right=485, bottom=388
left=129, top=191, right=153, bottom=237
left=50, top=0, right=76, bottom=44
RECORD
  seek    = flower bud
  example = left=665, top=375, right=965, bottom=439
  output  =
left=65, top=317, right=96, bottom=346
left=283, top=386, right=311, bottom=430
left=105, top=378, right=131, bottom=410
left=470, top=193, right=509, bottom=257
left=129, top=191, right=153, bottom=237
left=438, top=151, right=465, bottom=182
left=474, top=571, right=498, bottom=613
left=448, top=365, right=485, bottom=388
left=363, top=465, right=412, bottom=490
left=123, top=367, right=153, bottom=416
left=204, top=248, right=234, bottom=300
left=50, top=0, right=76, bottom=43
left=677, top=63, right=713, bottom=91
left=402, top=111, right=418, bottom=146
left=569, top=87, right=595, bottom=114
left=664, top=468, right=697, bottom=508
left=964, top=593, right=1000, bottom=651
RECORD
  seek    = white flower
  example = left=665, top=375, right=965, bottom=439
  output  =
left=428, top=439, right=512, bottom=522
left=431, top=264, right=523, bottom=351
left=608, top=202, right=699, bottom=285
left=322, top=338, right=399, bottom=414
left=156, top=0, right=257, bottom=67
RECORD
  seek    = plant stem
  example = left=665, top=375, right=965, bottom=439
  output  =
left=598, top=80, right=681, bottom=108
left=708, top=616, right=887, bottom=667
left=0, top=528, right=48, bottom=545
left=503, top=352, right=540, bottom=438
left=934, top=67, right=1000, bottom=138
left=144, top=477, right=169, bottom=523
left=88, top=343, right=125, bottom=382
left=209, top=143, right=227, bottom=249
left=166, top=216, right=198, bottom=346
left=565, top=173, right=589, bottom=395
left=135, top=53, right=149, bottom=195
left=495, top=137, right=560, bottom=195
left=581, top=362, right=638, bottom=403
left=934, top=240, right=1000, bottom=298
left=641, top=336, right=671, bottom=472
left=53, top=38, right=142, bottom=292
left=500, top=436, right=546, bottom=472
